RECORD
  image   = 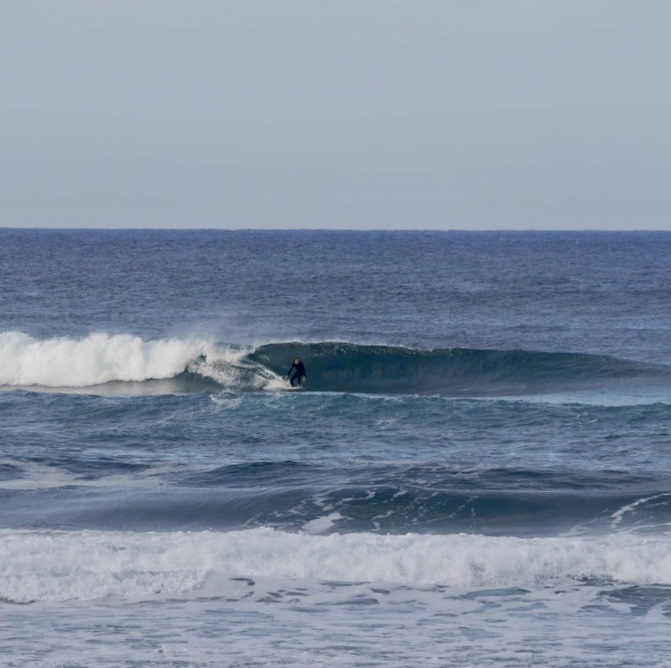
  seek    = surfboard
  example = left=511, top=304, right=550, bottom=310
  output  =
left=285, top=381, right=305, bottom=391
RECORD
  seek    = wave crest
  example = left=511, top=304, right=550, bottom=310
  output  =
left=0, top=333, right=666, bottom=395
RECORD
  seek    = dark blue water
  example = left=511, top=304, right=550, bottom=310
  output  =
left=1, top=229, right=671, bottom=667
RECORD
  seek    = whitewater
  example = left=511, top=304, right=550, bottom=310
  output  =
left=2, top=229, right=671, bottom=667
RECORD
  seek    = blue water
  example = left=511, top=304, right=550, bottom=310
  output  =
left=1, top=229, right=671, bottom=667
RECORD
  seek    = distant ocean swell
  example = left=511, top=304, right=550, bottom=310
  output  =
left=1, top=332, right=667, bottom=396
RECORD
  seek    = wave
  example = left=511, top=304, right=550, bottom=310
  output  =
left=0, top=331, right=283, bottom=392
left=250, top=342, right=668, bottom=395
left=0, top=332, right=668, bottom=396
left=0, top=331, right=212, bottom=388
left=4, top=460, right=671, bottom=536
left=180, top=465, right=671, bottom=537
left=2, top=528, right=671, bottom=603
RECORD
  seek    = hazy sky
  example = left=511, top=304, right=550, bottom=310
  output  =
left=2, top=0, right=669, bottom=230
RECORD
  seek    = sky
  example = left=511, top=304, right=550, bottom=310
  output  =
left=1, top=0, right=669, bottom=230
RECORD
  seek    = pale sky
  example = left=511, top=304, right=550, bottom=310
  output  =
left=1, top=0, right=669, bottom=230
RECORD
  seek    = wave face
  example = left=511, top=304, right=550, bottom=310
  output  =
left=5, top=461, right=670, bottom=537
left=249, top=341, right=665, bottom=396
left=1, top=333, right=667, bottom=396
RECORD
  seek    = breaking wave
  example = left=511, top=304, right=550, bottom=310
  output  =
left=0, top=332, right=668, bottom=396
left=2, top=528, right=671, bottom=603
left=0, top=331, right=213, bottom=388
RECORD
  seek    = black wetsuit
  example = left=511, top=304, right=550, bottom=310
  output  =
left=288, top=361, right=307, bottom=387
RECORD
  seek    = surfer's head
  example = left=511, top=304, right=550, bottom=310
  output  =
left=294, top=358, right=300, bottom=364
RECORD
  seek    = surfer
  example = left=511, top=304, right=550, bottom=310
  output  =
left=287, top=358, right=307, bottom=387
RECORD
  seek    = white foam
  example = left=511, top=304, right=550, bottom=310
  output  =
left=0, top=460, right=171, bottom=490
left=302, top=512, right=344, bottom=534
left=191, top=349, right=287, bottom=391
left=0, top=331, right=212, bottom=387
left=0, top=331, right=292, bottom=392
left=2, top=528, right=671, bottom=603
left=610, top=492, right=671, bottom=528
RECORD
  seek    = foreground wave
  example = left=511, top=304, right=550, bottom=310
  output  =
left=2, top=528, right=671, bottom=603
left=1, top=332, right=668, bottom=396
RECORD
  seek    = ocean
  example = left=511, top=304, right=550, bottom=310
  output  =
left=1, top=229, right=671, bottom=667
